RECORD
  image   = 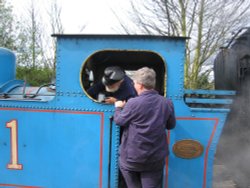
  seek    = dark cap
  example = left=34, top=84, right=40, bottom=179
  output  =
left=102, top=66, right=125, bottom=86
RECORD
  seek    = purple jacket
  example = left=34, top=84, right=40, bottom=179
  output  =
left=114, top=90, right=176, bottom=165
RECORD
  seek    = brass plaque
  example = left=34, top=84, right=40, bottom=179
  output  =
left=172, top=139, right=204, bottom=159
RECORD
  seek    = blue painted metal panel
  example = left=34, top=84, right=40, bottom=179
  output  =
left=167, top=114, right=226, bottom=188
left=0, top=48, right=16, bottom=86
left=55, top=36, right=185, bottom=99
left=0, top=108, right=116, bottom=188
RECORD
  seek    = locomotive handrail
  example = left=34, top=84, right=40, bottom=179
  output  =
left=0, top=79, right=25, bottom=94
left=185, top=98, right=233, bottom=104
left=184, top=89, right=236, bottom=95
left=108, top=116, right=114, bottom=188
left=24, top=83, right=55, bottom=99
left=184, top=89, right=235, bottom=110
left=0, top=93, right=56, bottom=97
left=0, top=79, right=56, bottom=101
left=0, top=98, right=42, bottom=101
left=189, top=108, right=231, bottom=112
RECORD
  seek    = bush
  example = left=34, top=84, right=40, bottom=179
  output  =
left=16, top=66, right=54, bottom=86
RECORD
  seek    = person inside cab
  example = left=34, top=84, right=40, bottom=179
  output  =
left=87, top=66, right=137, bottom=104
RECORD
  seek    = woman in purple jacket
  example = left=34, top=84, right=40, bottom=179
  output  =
left=114, top=67, right=176, bottom=188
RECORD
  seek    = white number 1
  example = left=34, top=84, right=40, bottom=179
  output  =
left=6, top=120, right=23, bottom=170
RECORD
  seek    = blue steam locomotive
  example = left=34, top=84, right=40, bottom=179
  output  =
left=0, top=34, right=234, bottom=188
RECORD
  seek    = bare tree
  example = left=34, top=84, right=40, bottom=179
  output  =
left=0, top=0, right=15, bottom=49
left=47, top=0, right=64, bottom=76
left=115, top=0, right=250, bottom=89
left=47, top=0, right=86, bottom=77
left=49, top=0, right=64, bottom=35
left=16, top=0, right=46, bottom=68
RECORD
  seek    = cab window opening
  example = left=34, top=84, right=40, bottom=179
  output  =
left=81, top=50, right=166, bottom=103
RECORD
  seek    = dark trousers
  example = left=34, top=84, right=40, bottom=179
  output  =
left=119, top=165, right=163, bottom=188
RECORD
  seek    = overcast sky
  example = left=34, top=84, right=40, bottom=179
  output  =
left=7, top=0, right=131, bottom=34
